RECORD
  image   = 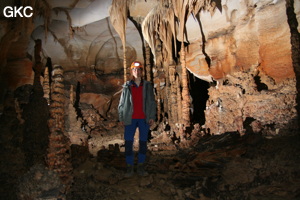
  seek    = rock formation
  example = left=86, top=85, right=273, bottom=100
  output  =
left=46, top=65, right=73, bottom=192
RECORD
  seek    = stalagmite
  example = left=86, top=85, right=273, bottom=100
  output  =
left=172, top=0, right=191, bottom=127
left=66, top=85, right=88, bottom=146
left=46, top=65, right=73, bottom=193
left=156, top=80, right=162, bottom=122
left=153, top=38, right=163, bottom=122
left=70, top=85, right=74, bottom=104
left=145, top=41, right=152, bottom=81
left=176, top=77, right=182, bottom=125
left=14, top=98, right=24, bottom=124
left=42, top=67, right=50, bottom=105
left=168, top=63, right=178, bottom=126
left=180, top=43, right=191, bottom=127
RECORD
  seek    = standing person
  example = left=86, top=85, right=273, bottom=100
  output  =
left=118, top=61, right=156, bottom=177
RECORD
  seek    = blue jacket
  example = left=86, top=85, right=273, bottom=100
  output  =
left=118, top=80, right=157, bottom=125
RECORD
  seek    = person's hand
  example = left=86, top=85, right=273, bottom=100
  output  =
left=148, top=119, right=154, bottom=126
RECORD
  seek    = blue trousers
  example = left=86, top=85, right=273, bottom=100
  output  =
left=124, top=119, right=149, bottom=165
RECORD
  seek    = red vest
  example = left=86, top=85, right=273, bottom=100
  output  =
left=131, top=80, right=146, bottom=119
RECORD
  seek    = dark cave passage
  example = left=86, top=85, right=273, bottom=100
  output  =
left=189, top=72, right=209, bottom=125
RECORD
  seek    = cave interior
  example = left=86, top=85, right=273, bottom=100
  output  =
left=0, top=0, right=300, bottom=199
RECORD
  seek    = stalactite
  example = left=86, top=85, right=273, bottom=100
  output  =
left=47, top=65, right=73, bottom=193
left=142, top=3, right=177, bottom=65
left=142, top=8, right=159, bottom=64
left=157, top=14, right=175, bottom=64
left=109, top=0, right=128, bottom=82
left=52, top=7, right=73, bottom=38
left=33, top=0, right=51, bottom=40
left=33, top=0, right=73, bottom=40
left=140, top=0, right=215, bottom=132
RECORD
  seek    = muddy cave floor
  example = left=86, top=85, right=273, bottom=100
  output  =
left=2, top=128, right=300, bottom=200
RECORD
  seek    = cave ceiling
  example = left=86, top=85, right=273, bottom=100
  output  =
left=32, top=0, right=300, bottom=80
left=29, top=0, right=145, bottom=72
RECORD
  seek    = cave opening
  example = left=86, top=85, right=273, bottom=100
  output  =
left=188, top=71, right=209, bottom=125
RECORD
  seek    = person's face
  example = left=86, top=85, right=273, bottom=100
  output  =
left=132, top=67, right=142, bottom=79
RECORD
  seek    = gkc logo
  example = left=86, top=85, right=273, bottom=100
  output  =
left=3, top=6, right=33, bottom=18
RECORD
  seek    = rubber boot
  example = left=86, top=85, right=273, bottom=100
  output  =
left=124, top=164, right=134, bottom=178
left=137, top=163, right=149, bottom=177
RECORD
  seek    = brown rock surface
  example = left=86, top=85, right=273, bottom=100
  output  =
left=205, top=68, right=297, bottom=135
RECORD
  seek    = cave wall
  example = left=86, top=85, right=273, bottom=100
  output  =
left=204, top=69, right=297, bottom=135
left=182, top=0, right=299, bottom=135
